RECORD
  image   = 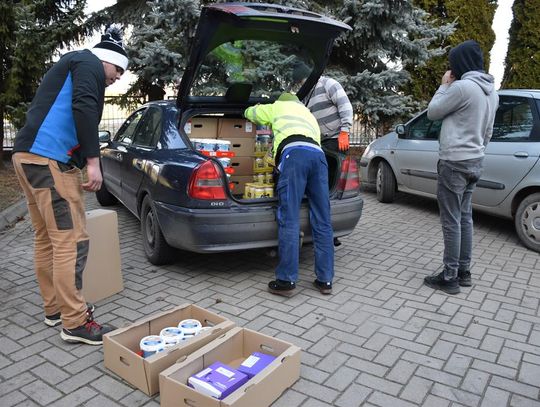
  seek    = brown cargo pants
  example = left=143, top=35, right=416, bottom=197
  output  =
left=12, top=152, right=89, bottom=329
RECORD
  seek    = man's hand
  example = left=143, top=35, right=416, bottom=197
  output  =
left=82, top=157, right=103, bottom=192
left=338, top=131, right=350, bottom=151
left=441, top=70, right=456, bottom=85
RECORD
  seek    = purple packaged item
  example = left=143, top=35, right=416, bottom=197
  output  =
left=188, top=361, right=248, bottom=400
left=237, top=352, right=276, bottom=378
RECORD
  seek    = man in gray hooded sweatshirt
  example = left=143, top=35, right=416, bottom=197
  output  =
left=423, top=40, right=499, bottom=295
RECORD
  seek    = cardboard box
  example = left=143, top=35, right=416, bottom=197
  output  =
left=227, top=138, right=255, bottom=157
left=218, top=118, right=256, bottom=139
left=229, top=176, right=253, bottom=195
left=82, top=209, right=123, bottom=303
left=230, top=156, right=254, bottom=176
left=160, top=327, right=301, bottom=407
left=104, top=304, right=235, bottom=396
left=185, top=117, right=219, bottom=139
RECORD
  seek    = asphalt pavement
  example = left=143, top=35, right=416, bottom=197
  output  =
left=1, top=189, right=539, bottom=406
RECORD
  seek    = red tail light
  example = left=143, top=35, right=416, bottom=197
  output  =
left=188, top=160, right=227, bottom=200
left=337, top=156, right=360, bottom=198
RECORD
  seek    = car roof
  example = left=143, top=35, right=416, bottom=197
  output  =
left=498, top=89, right=540, bottom=99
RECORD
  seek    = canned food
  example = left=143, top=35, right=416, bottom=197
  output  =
left=253, top=186, right=264, bottom=199
left=160, top=327, right=184, bottom=348
left=214, top=140, right=230, bottom=152
left=244, top=184, right=252, bottom=198
left=257, top=173, right=265, bottom=184
left=140, top=335, right=165, bottom=358
left=254, top=157, right=264, bottom=170
left=178, top=319, right=202, bottom=337
left=264, top=187, right=274, bottom=198
left=265, top=172, right=273, bottom=184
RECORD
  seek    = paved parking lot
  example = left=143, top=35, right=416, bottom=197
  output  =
left=1, top=189, right=539, bottom=407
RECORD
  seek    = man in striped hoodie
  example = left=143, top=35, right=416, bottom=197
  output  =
left=293, top=64, right=353, bottom=246
left=293, top=64, right=354, bottom=154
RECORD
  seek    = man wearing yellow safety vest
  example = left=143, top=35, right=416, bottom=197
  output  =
left=244, top=92, right=334, bottom=296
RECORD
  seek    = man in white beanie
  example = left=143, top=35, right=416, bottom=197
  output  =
left=12, top=26, right=128, bottom=345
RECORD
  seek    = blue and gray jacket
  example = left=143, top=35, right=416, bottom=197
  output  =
left=14, top=50, right=105, bottom=168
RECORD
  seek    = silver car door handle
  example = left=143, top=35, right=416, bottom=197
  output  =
left=513, top=151, right=529, bottom=158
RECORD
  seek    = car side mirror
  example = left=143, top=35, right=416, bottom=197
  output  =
left=98, top=130, right=111, bottom=143
left=395, top=124, right=406, bottom=138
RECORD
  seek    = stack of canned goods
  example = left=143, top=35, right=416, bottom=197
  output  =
left=192, top=138, right=231, bottom=153
left=138, top=318, right=212, bottom=358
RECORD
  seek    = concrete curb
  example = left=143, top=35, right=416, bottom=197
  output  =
left=0, top=198, right=27, bottom=231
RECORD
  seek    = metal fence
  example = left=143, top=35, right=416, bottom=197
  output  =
left=3, top=96, right=378, bottom=148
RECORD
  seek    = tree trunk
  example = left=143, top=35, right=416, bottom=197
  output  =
left=0, top=104, right=5, bottom=171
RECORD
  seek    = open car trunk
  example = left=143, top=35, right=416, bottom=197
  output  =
left=182, top=111, right=340, bottom=201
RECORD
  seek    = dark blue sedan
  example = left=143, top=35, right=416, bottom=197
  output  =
left=97, top=3, right=363, bottom=264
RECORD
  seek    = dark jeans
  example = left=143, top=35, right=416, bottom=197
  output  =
left=437, top=158, right=483, bottom=280
left=275, top=147, right=334, bottom=283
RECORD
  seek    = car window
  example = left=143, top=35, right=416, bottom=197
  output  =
left=407, top=113, right=441, bottom=140
left=132, top=107, right=162, bottom=147
left=492, top=96, right=534, bottom=142
left=115, top=109, right=146, bottom=144
left=191, top=40, right=314, bottom=99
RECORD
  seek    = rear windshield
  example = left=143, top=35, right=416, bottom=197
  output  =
left=190, top=40, right=314, bottom=99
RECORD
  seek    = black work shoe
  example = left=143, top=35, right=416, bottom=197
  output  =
left=61, top=317, right=114, bottom=345
left=268, top=280, right=296, bottom=297
left=313, top=279, right=333, bottom=295
left=458, top=271, right=472, bottom=287
left=423, top=272, right=460, bottom=295
left=44, top=303, right=95, bottom=327
left=333, top=237, right=342, bottom=247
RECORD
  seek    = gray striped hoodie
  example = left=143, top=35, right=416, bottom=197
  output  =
left=305, top=76, right=353, bottom=140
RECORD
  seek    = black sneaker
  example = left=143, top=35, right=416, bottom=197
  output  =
left=45, top=303, right=95, bottom=327
left=423, top=272, right=460, bottom=295
left=61, top=317, right=114, bottom=345
left=268, top=280, right=296, bottom=297
left=458, top=270, right=472, bottom=287
left=313, top=279, right=333, bottom=295
left=333, top=237, right=342, bottom=247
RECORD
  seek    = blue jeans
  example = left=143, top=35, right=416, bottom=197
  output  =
left=437, top=159, right=483, bottom=280
left=275, top=147, right=334, bottom=283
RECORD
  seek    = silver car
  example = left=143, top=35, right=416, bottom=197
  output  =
left=360, top=89, right=540, bottom=253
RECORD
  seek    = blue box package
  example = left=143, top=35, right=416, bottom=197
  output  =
left=188, top=361, right=248, bottom=399
left=237, top=352, right=276, bottom=378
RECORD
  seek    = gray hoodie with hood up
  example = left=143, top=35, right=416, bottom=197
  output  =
left=427, top=40, right=499, bottom=162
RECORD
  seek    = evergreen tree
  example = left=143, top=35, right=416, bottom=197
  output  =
left=502, top=0, right=540, bottom=88
left=0, top=0, right=86, bottom=169
left=329, top=0, right=454, bottom=125
left=94, top=0, right=453, bottom=127
left=409, top=0, right=497, bottom=103
left=122, top=0, right=201, bottom=106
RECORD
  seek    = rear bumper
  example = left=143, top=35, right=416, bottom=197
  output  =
left=154, top=196, right=364, bottom=253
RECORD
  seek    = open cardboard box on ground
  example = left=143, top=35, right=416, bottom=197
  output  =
left=103, top=304, right=235, bottom=396
left=159, top=327, right=301, bottom=407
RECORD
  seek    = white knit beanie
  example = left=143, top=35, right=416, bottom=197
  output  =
left=91, top=25, right=128, bottom=71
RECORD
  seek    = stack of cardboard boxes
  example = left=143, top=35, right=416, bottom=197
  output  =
left=184, top=116, right=276, bottom=197
left=103, top=304, right=301, bottom=406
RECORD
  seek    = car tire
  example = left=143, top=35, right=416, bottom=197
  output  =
left=376, top=161, right=396, bottom=203
left=141, top=196, right=176, bottom=265
left=514, top=193, right=540, bottom=253
left=95, top=181, right=117, bottom=206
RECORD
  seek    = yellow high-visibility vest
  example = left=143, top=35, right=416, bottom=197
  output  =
left=244, top=93, right=320, bottom=157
